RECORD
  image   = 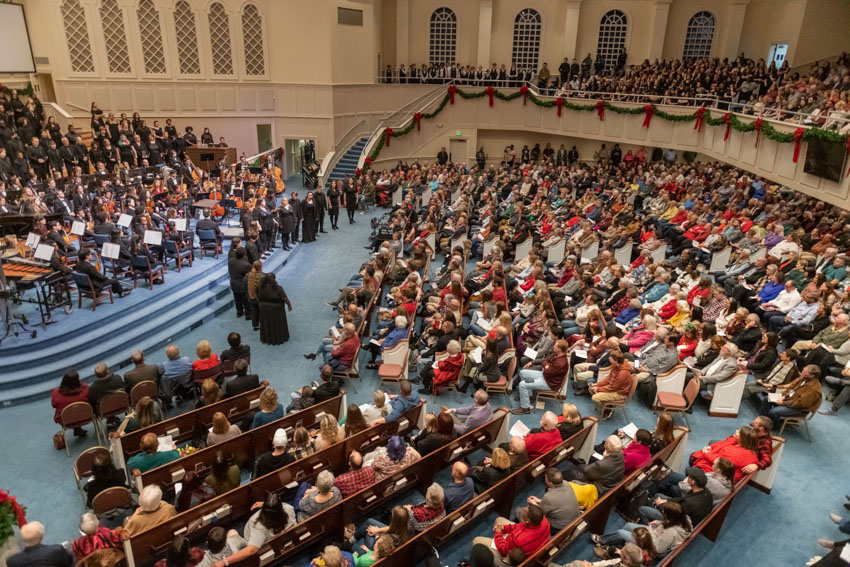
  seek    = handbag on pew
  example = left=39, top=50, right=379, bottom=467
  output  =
left=54, top=431, right=66, bottom=451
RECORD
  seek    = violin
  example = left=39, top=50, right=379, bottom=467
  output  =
left=272, top=165, right=285, bottom=194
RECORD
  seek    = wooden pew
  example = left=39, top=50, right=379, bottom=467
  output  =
left=255, top=410, right=509, bottom=566
left=517, top=426, right=691, bottom=567
left=371, top=416, right=600, bottom=566
left=136, top=395, right=346, bottom=492
left=123, top=403, right=426, bottom=567
left=112, top=386, right=266, bottom=471
left=656, top=436, right=785, bottom=566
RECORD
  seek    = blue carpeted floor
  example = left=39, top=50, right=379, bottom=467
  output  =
left=0, top=198, right=847, bottom=566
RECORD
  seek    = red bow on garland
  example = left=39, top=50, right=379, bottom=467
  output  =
left=448, top=84, right=457, bottom=105
left=792, top=127, right=805, bottom=163
left=556, top=97, right=564, bottom=117
left=723, top=113, right=732, bottom=141
left=754, top=118, right=763, bottom=147
left=486, top=86, right=495, bottom=107
left=385, top=127, right=393, bottom=147
left=414, top=112, right=421, bottom=131
left=642, top=104, right=654, bottom=128
left=0, top=490, right=26, bottom=528
left=595, top=100, right=605, bottom=121
left=520, top=85, right=529, bottom=105
left=694, top=106, right=706, bottom=132
left=364, top=157, right=372, bottom=166
left=355, top=167, right=361, bottom=177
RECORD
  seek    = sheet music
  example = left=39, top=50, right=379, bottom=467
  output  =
left=471, top=347, right=483, bottom=364
left=144, top=230, right=163, bottom=246
left=34, top=244, right=54, bottom=261
left=174, top=218, right=187, bottom=231
left=70, top=221, right=85, bottom=236
left=509, top=420, right=530, bottom=438
left=101, top=242, right=120, bottom=260
left=117, top=214, right=132, bottom=227
left=25, top=233, right=40, bottom=248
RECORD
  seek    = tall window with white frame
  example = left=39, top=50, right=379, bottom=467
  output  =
left=100, top=0, right=130, bottom=74
left=241, top=3, right=265, bottom=76
left=174, top=0, right=200, bottom=75
left=596, top=9, right=627, bottom=73
left=511, top=8, right=541, bottom=72
left=429, top=7, right=456, bottom=65
left=61, top=0, right=95, bottom=73
left=137, top=0, right=166, bottom=74
left=683, top=11, right=715, bottom=59
left=208, top=2, right=234, bottom=76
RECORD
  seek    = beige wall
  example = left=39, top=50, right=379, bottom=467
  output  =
left=738, top=0, right=806, bottom=65
left=404, top=0, right=481, bottom=67
left=795, top=0, right=850, bottom=66
left=661, top=0, right=730, bottom=59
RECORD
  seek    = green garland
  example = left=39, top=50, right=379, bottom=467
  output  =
left=0, top=502, right=16, bottom=547
left=0, top=82, right=33, bottom=97
left=359, top=87, right=849, bottom=170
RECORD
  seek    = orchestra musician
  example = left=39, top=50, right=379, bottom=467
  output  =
left=75, top=248, right=129, bottom=297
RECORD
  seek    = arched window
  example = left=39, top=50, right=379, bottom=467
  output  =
left=174, top=1, right=200, bottom=74
left=242, top=3, right=265, bottom=75
left=596, top=9, right=627, bottom=73
left=683, top=11, right=715, bottom=59
left=208, top=2, right=233, bottom=75
left=137, top=0, right=166, bottom=73
left=512, top=8, right=541, bottom=71
left=61, top=0, right=94, bottom=73
left=100, top=0, right=130, bottom=73
left=429, top=7, right=456, bottom=64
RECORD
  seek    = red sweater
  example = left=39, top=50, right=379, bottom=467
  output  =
left=495, top=517, right=551, bottom=557
left=525, top=428, right=561, bottom=459
left=193, top=354, right=220, bottom=371
left=622, top=442, right=651, bottom=474
left=690, top=436, right=758, bottom=482
left=51, top=384, right=90, bottom=424
left=332, top=335, right=360, bottom=367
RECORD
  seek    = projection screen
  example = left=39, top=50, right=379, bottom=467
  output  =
left=0, top=3, right=35, bottom=73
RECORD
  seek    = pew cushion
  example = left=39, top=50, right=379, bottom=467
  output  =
left=378, top=364, right=403, bottom=379
left=656, top=391, right=687, bottom=408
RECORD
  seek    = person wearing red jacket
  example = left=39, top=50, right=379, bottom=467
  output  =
left=622, top=429, right=653, bottom=474
left=473, top=504, right=550, bottom=562
left=523, top=411, right=562, bottom=459
left=513, top=340, right=569, bottom=413
left=590, top=350, right=634, bottom=416
left=689, top=426, right=759, bottom=482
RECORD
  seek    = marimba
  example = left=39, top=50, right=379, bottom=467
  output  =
left=1, top=256, right=73, bottom=324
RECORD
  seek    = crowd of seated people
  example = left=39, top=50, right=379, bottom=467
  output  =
left=383, top=53, right=850, bottom=129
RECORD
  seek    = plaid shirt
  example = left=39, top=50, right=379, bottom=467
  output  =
left=756, top=432, right=773, bottom=470
left=334, top=466, right=376, bottom=498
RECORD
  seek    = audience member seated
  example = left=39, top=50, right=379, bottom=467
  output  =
left=443, top=461, right=475, bottom=514
left=286, top=385, right=316, bottom=414
left=335, top=451, right=377, bottom=498
left=207, top=494, right=296, bottom=567
left=556, top=403, right=584, bottom=440
left=564, top=435, right=625, bottom=499
left=442, top=389, right=494, bottom=436
left=593, top=501, right=691, bottom=558
left=375, top=380, right=420, bottom=424
left=253, top=428, right=294, bottom=479
left=314, top=365, right=345, bottom=402
left=355, top=506, right=411, bottom=551
left=360, top=390, right=391, bottom=424
left=205, top=451, right=241, bottom=495
left=88, top=362, right=125, bottom=419
left=638, top=466, right=714, bottom=526
left=511, top=339, right=569, bottom=414
left=470, top=447, right=512, bottom=494
left=344, top=404, right=369, bottom=438
left=588, top=350, right=633, bottom=419
left=688, top=426, right=760, bottom=482
left=472, top=504, right=550, bottom=565
left=252, top=387, right=283, bottom=429
left=287, top=427, right=316, bottom=460
left=407, top=483, right=447, bottom=533
left=525, top=468, right=580, bottom=534
left=71, top=513, right=121, bottom=561
left=372, top=435, right=421, bottom=481
left=126, top=432, right=181, bottom=474
left=298, top=470, right=343, bottom=521
left=193, top=340, right=221, bottom=372
left=197, top=379, right=223, bottom=408
left=622, top=429, right=653, bottom=475
left=175, top=471, right=216, bottom=513
left=413, top=411, right=456, bottom=455
left=755, top=364, right=823, bottom=423
left=6, top=521, right=73, bottom=567
left=85, top=453, right=129, bottom=508
left=314, top=413, right=345, bottom=452
left=523, top=411, right=563, bottom=459
left=220, top=332, right=251, bottom=362
left=552, top=542, right=645, bottom=567
left=224, top=359, right=262, bottom=398
left=124, top=395, right=163, bottom=433
left=159, top=344, right=193, bottom=402
left=305, top=323, right=360, bottom=371
left=418, top=339, right=464, bottom=395
left=121, top=485, right=177, bottom=537
left=123, top=350, right=162, bottom=393
left=51, top=369, right=90, bottom=437
left=195, top=527, right=247, bottom=567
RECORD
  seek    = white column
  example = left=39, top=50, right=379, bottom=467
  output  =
left=563, top=0, right=582, bottom=60
left=647, top=0, right=672, bottom=61
left=396, top=0, right=409, bottom=66
left=720, top=0, right=751, bottom=59
left=477, top=0, right=493, bottom=68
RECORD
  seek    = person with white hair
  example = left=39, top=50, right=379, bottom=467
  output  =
left=6, top=521, right=73, bottom=567
left=419, top=339, right=464, bottom=395
left=564, top=435, right=625, bottom=497
left=360, top=389, right=392, bottom=424
left=407, top=482, right=446, bottom=532
left=523, top=411, right=562, bottom=459
left=122, top=484, right=177, bottom=537
left=298, top=469, right=342, bottom=521
left=71, top=512, right=122, bottom=559
left=691, top=342, right=739, bottom=396
left=365, top=315, right=409, bottom=369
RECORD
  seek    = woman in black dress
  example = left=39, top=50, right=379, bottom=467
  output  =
left=301, top=192, right=318, bottom=243
left=343, top=178, right=358, bottom=224
left=257, top=273, right=292, bottom=345
left=327, top=181, right=341, bottom=230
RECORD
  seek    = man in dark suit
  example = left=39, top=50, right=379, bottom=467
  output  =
left=196, top=212, right=222, bottom=239
left=228, top=248, right=252, bottom=317
left=221, top=331, right=251, bottom=361
left=6, top=521, right=73, bottom=567
left=123, top=350, right=162, bottom=393
left=224, top=359, right=263, bottom=397
left=88, top=362, right=125, bottom=416
left=314, top=186, right=328, bottom=233
left=52, top=189, right=74, bottom=219
left=313, top=365, right=344, bottom=403
left=46, top=220, right=75, bottom=256
left=290, top=191, right=302, bottom=242
left=75, top=248, right=128, bottom=296
left=437, top=146, right=449, bottom=165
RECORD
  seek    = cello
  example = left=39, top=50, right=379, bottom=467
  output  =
left=210, top=181, right=225, bottom=219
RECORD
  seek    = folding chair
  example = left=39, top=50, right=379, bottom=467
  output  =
left=60, top=402, right=99, bottom=455
left=193, top=364, right=225, bottom=396
left=655, top=376, right=701, bottom=427
left=72, top=272, right=113, bottom=311
left=132, top=255, right=165, bottom=290
left=533, top=366, right=571, bottom=409
left=600, top=375, right=638, bottom=422
left=197, top=229, right=222, bottom=258
left=108, top=258, right=133, bottom=281
left=91, top=486, right=133, bottom=517
left=778, top=394, right=821, bottom=443
left=130, top=380, right=158, bottom=406
left=98, top=391, right=130, bottom=436
left=74, top=446, right=110, bottom=502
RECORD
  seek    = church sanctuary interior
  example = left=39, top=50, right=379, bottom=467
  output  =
left=3, top=0, right=850, bottom=566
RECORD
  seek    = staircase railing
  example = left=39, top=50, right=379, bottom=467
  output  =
left=318, top=119, right=368, bottom=188
left=358, top=82, right=455, bottom=170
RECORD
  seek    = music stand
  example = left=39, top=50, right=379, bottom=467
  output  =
left=0, top=261, right=37, bottom=346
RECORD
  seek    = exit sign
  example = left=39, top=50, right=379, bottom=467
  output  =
left=455, top=131, right=462, bottom=136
